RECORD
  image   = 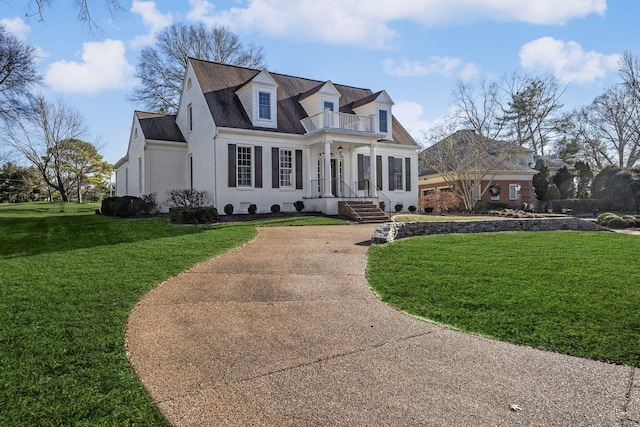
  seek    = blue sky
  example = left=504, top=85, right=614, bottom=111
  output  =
left=1, top=0, right=637, bottom=164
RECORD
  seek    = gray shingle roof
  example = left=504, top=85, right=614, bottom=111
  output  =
left=189, top=58, right=417, bottom=146
left=136, top=111, right=186, bottom=142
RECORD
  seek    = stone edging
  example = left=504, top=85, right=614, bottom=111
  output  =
left=371, top=217, right=610, bottom=244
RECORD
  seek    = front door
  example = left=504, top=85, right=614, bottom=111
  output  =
left=317, top=153, right=343, bottom=197
left=331, top=158, right=343, bottom=197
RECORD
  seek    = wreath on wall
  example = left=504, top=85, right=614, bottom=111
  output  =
left=489, top=184, right=501, bottom=197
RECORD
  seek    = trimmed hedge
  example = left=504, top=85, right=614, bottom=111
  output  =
left=551, top=198, right=606, bottom=214
left=100, top=195, right=156, bottom=218
left=169, top=207, right=219, bottom=224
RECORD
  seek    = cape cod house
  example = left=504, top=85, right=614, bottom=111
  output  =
left=114, top=58, right=419, bottom=220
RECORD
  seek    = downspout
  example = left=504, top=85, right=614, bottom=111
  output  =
left=212, top=129, right=219, bottom=209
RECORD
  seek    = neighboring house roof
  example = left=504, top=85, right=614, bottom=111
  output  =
left=534, top=155, right=575, bottom=173
left=419, top=129, right=535, bottom=176
left=136, top=111, right=186, bottom=142
left=189, top=58, right=417, bottom=146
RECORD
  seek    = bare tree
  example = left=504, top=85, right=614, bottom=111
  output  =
left=619, top=51, right=640, bottom=102
left=0, top=23, right=41, bottom=121
left=420, top=125, right=522, bottom=211
left=501, top=73, right=570, bottom=156
left=131, top=23, right=266, bottom=113
left=1, top=95, right=87, bottom=201
left=451, top=78, right=506, bottom=140
left=574, top=84, right=640, bottom=170
left=24, top=0, right=124, bottom=30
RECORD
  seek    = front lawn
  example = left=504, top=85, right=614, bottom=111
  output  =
left=367, top=231, right=640, bottom=367
left=0, top=202, right=346, bottom=425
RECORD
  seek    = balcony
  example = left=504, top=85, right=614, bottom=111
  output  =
left=301, top=110, right=376, bottom=134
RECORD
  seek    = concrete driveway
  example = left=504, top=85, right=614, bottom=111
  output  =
left=126, top=224, right=639, bottom=426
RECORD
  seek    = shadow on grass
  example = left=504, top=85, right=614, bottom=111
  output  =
left=0, top=215, right=248, bottom=258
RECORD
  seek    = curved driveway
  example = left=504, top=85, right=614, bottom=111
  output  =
left=126, top=225, right=638, bottom=426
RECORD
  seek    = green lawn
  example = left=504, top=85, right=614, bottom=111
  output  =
left=0, top=202, right=346, bottom=426
left=367, top=231, right=640, bottom=366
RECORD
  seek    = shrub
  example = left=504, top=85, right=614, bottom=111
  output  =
left=100, top=197, right=117, bottom=216
left=394, top=203, right=404, bottom=212
left=140, top=193, right=158, bottom=215
left=224, top=203, right=234, bottom=215
left=379, top=201, right=386, bottom=211
left=606, top=217, right=629, bottom=229
left=169, top=207, right=218, bottom=224
left=248, top=204, right=257, bottom=214
left=294, top=200, right=304, bottom=212
left=408, top=205, right=417, bottom=212
left=597, top=212, right=615, bottom=223
left=113, top=196, right=142, bottom=217
left=474, top=201, right=508, bottom=213
left=166, top=188, right=208, bottom=207
left=622, top=215, right=637, bottom=227
left=270, top=204, right=281, bottom=213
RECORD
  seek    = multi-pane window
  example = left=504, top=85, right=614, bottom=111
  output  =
left=258, top=92, right=271, bottom=120
left=279, top=149, right=293, bottom=188
left=393, top=157, right=403, bottom=190
left=323, top=101, right=334, bottom=111
left=509, top=183, right=519, bottom=200
left=237, top=146, right=252, bottom=187
left=379, top=109, right=388, bottom=133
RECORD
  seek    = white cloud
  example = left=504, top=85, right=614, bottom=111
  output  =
left=45, top=39, right=136, bottom=94
left=393, top=101, right=433, bottom=140
left=185, top=0, right=606, bottom=48
left=129, top=0, right=173, bottom=48
left=1, top=17, right=31, bottom=41
left=519, top=37, right=620, bottom=84
left=383, top=57, right=479, bottom=80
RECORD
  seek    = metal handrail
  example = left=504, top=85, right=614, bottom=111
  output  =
left=334, top=179, right=364, bottom=221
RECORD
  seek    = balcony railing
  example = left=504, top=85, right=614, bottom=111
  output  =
left=301, top=110, right=376, bottom=134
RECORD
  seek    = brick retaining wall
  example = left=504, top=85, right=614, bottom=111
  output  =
left=371, top=217, right=610, bottom=244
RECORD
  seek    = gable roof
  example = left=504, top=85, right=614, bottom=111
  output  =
left=419, top=129, right=534, bottom=176
left=136, top=111, right=186, bottom=142
left=189, top=58, right=417, bottom=146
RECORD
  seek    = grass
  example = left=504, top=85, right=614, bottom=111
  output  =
left=367, top=231, right=640, bottom=367
left=0, top=202, right=347, bottom=426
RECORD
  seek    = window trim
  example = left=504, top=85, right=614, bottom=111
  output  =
left=378, top=108, right=388, bottom=134
left=258, top=91, right=271, bottom=120
left=236, top=145, right=253, bottom=188
left=279, top=148, right=293, bottom=188
left=509, top=183, right=519, bottom=200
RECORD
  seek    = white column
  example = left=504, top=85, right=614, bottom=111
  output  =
left=369, top=141, right=378, bottom=197
left=323, top=139, right=333, bottom=197
left=305, top=146, right=312, bottom=198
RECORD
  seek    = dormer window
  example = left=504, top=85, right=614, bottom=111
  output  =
left=258, top=92, right=271, bottom=120
left=379, top=109, right=388, bottom=133
left=323, top=101, right=335, bottom=112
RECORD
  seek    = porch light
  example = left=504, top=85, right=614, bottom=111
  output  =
left=338, top=145, right=343, bottom=153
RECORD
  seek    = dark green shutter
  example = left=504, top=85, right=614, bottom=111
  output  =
left=376, top=155, right=382, bottom=190
left=295, top=149, right=303, bottom=190
left=357, top=154, right=364, bottom=190
left=272, top=147, right=279, bottom=188
left=228, top=144, right=236, bottom=187
left=388, top=156, right=395, bottom=191
left=255, top=146, right=262, bottom=188
left=405, top=157, right=411, bottom=191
